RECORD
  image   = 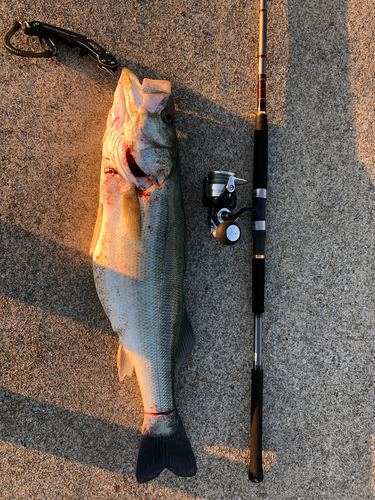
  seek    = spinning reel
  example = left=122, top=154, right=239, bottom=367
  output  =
left=203, top=171, right=252, bottom=245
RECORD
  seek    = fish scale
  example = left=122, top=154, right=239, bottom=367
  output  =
left=93, top=171, right=183, bottom=412
left=91, top=68, right=195, bottom=482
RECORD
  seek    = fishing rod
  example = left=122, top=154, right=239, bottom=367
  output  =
left=248, top=0, right=267, bottom=482
left=202, top=0, right=267, bottom=483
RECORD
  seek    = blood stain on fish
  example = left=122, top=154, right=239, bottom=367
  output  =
left=126, top=146, right=147, bottom=179
left=92, top=68, right=196, bottom=483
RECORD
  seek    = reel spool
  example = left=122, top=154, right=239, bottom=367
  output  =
left=203, top=171, right=250, bottom=245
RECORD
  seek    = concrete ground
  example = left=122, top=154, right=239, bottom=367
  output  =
left=1, top=0, right=374, bottom=498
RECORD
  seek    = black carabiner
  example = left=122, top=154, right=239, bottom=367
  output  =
left=3, top=20, right=118, bottom=75
left=3, top=20, right=56, bottom=58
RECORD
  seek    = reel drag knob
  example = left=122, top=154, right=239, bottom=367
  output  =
left=213, top=220, right=241, bottom=245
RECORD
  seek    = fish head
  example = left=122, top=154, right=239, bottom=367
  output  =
left=104, top=68, right=177, bottom=190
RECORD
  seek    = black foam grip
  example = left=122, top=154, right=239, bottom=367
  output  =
left=253, top=234, right=266, bottom=256
left=252, top=258, right=265, bottom=314
left=249, top=368, right=263, bottom=482
left=253, top=113, right=268, bottom=190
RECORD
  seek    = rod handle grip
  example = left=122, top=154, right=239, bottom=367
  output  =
left=252, top=257, right=265, bottom=314
left=249, top=368, right=263, bottom=482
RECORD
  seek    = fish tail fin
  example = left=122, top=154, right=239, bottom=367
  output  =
left=136, top=412, right=196, bottom=483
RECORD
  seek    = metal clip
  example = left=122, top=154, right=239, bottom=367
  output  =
left=38, top=37, right=57, bottom=56
left=3, top=20, right=118, bottom=75
left=3, top=21, right=55, bottom=58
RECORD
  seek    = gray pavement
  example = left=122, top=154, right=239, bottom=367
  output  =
left=1, top=0, right=374, bottom=498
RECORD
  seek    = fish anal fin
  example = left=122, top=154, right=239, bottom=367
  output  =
left=89, top=204, right=103, bottom=258
left=175, top=309, right=195, bottom=369
left=121, top=185, right=142, bottom=240
left=117, top=343, right=133, bottom=381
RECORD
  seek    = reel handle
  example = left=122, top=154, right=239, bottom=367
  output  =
left=213, top=221, right=241, bottom=245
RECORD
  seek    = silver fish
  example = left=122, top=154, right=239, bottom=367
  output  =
left=90, top=68, right=196, bottom=482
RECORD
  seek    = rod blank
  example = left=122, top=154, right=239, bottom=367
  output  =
left=249, top=0, right=268, bottom=483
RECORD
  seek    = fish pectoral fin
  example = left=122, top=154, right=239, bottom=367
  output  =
left=117, top=343, right=134, bottom=381
left=175, top=309, right=195, bottom=369
left=121, top=186, right=142, bottom=240
left=89, top=203, right=103, bottom=258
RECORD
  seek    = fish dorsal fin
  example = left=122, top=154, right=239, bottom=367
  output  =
left=175, top=309, right=195, bottom=369
left=121, top=184, right=142, bottom=240
left=89, top=203, right=103, bottom=258
left=117, top=343, right=134, bottom=381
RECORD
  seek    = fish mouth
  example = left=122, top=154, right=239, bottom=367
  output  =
left=103, top=146, right=165, bottom=190
left=125, top=146, right=158, bottom=190
left=126, top=144, right=171, bottom=190
left=126, top=147, right=148, bottom=179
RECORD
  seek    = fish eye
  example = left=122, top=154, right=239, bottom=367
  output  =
left=161, top=108, right=174, bottom=125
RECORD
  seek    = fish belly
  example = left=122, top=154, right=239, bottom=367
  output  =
left=92, top=165, right=185, bottom=415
